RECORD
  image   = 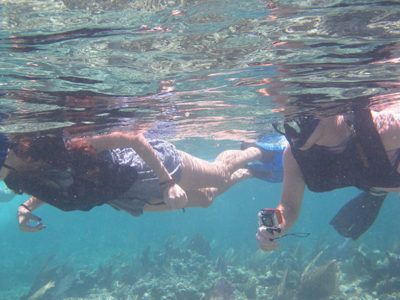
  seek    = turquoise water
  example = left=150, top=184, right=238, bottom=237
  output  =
left=1, top=1, right=400, bottom=299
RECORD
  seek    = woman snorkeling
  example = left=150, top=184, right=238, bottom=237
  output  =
left=0, top=130, right=264, bottom=232
left=257, top=106, right=400, bottom=250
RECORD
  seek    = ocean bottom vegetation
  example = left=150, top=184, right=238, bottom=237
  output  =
left=19, top=234, right=400, bottom=300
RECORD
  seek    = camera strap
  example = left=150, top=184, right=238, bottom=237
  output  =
left=270, top=232, right=310, bottom=241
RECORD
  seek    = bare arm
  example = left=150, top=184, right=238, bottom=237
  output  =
left=257, top=145, right=305, bottom=251
left=79, top=132, right=174, bottom=183
left=18, top=196, right=46, bottom=232
left=20, top=196, right=45, bottom=211
left=75, top=132, right=188, bottom=209
left=278, top=145, right=306, bottom=229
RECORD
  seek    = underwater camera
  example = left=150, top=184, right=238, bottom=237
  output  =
left=258, top=208, right=283, bottom=234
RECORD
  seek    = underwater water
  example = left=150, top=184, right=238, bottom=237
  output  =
left=1, top=0, right=400, bottom=299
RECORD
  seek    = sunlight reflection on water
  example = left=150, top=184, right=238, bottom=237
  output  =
left=0, top=0, right=400, bottom=139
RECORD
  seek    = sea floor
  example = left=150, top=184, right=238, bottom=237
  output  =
left=11, top=234, right=400, bottom=300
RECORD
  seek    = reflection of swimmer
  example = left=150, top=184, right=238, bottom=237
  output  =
left=0, top=130, right=265, bottom=232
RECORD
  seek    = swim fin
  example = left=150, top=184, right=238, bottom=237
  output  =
left=329, top=191, right=387, bottom=240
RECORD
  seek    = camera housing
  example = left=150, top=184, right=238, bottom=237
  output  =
left=258, top=208, right=283, bottom=234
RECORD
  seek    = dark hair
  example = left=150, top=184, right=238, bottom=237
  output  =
left=10, top=133, right=96, bottom=169
left=5, top=133, right=137, bottom=211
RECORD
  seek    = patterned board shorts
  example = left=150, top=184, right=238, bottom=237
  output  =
left=107, top=139, right=182, bottom=216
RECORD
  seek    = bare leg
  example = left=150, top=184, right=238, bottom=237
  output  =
left=143, top=167, right=253, bottom=211
left=141, top=147, right=260, bottom=213
left=177, top=147, right=261, bottom=190
left=183, top=167, right=252, bottom=208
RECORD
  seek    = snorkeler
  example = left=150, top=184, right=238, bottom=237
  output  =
left=0, top=130, right=264, bottom=232
left=249, top=131, right=388, bottom=241
left=256, top=107, right=400, bottom=251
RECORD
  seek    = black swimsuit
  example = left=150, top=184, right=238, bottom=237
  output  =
left=5, top=139, right=182, bottom=214
left=288, top=109, right=400, bottom=192
left=5, top=148, right=138, bottom=211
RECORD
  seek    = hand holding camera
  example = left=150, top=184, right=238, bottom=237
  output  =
left=257, top=208, right=310, bottom=251
left=258, top=208, right=283, bottom=238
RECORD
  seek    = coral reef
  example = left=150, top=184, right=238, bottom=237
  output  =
left=298, top=253, right=339, bottom=300
left=19, top=236, right=400, bottom=300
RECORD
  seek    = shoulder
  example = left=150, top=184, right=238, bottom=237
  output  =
left=371, top=109, right=400, bottom=151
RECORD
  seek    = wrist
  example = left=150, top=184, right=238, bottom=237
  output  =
left=19, top=204, right=31, bottom=212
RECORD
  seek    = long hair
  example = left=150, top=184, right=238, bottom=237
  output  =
left=5, top=132, right=137, bottom=211
left=10, top=132, right=96, bottom=170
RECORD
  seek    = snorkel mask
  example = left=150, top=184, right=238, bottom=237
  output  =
left=273, top=115, right=320, bottom=149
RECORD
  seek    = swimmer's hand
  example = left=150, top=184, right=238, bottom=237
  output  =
left=256, top=226, right=280, bottom=251
left=17, top=205, right=46, bottom=232
left=163, top=183, right=188, bottom=210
